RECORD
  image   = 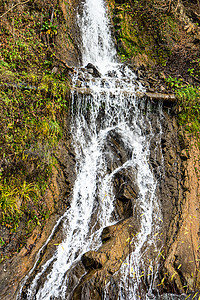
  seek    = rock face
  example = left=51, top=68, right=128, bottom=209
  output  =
left=73, top=218, right=139, bottom=300
left=146, top=107, right=200, bottom=296
left=58, top=0, right=81, bottom=67
left=0, top=113, right=77, bottom=300
left=112, top=167, right=139, bottom=219
left=68, top=100, right=200, bottom=298
left=163, top=138, right=200, bottom=294
left=85, top=63, right=102, bottom=78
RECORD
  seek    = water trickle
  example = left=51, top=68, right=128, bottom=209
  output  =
left=18, top=0, right=165, bottom=299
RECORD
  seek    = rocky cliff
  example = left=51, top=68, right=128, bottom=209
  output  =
left=0, top=0, right=199, bottom=299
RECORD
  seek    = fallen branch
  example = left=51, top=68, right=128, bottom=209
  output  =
left=174, top=0, right=180, bottom=13
left=167, top=0, right=172, bottom=13
left=0, top=0, right=30, bottom=19
left=145, top=92, right=177, bottom=106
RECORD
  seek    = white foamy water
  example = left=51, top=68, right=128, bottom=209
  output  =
left=78, top=0, right=117, bottom=73
left=18, top=0, right=164, bottom=299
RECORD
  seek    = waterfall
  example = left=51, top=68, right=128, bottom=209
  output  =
left=78, top=0, right=117, bottom=72
left=18, top=0, right=165, bottom=299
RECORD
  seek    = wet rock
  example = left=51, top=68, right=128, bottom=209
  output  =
left=87, top=67, right=94, bottom=75
left=113, top=167, right=138, bottom=201
left=78, top=73, right=84, bottom=81
left=86, top=63, right=101, bottom=78
left=72, top=218, right=138, bottom=299
left=75, top=79, right=82, bottom=88
left=71, top=87, right=92, bottom=95
left=82, top=251, right=108, bottom=271
left=112, top=167, right=139, bottom=219
left=107, top=70, right=117, bottom=77
left=104, top=130, right=132, bottom=173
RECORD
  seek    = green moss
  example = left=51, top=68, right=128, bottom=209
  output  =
left=110, top=0, right=180, bottom=64
left=0, top=6, right=70, bottom=232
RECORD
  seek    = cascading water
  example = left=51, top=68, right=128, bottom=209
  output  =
left=17, top=0, right=166, bottom=299
left=78, top=0, right=117, bottom=72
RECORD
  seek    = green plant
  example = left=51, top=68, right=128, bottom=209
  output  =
left=0, top=0, right=72, bottom=259
left=0, top=183, right=19, bottom=216
left=0, top=78, right=67, bottom=230
left=18, top=182, right=38, bottom=202
left=165, top=76, right=200, bottom=139
left=188, top=68, right=195, bottom=77
left=41, top=21, right=58, bottom=36
left=0, top=255, right=8, bottom=264
left=165, top=76, right=183, bottom=88
left=0, top=238, right=5, bottom=246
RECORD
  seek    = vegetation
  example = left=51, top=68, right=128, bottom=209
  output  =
left=0, top=0, right=71, bottom=255
left=165, top=76, right=200, bottom=140
left=109, top=0, right=200, bottom=145
left=110, top=0, right=180, bottom=64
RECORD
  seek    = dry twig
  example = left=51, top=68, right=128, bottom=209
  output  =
left=0, top=0, right=30, bottom=19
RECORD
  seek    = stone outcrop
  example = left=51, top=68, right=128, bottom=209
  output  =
left=70, top=99, right=200, bottom=298
left=72, top=218, right=138, bottom=300
left=58, top=0, right=81, bottom=67
left=112, top=167, right=139, bottom=219
left=86, top=63, right=102, bottom=78
left=163, top=138, right=200, bottom=294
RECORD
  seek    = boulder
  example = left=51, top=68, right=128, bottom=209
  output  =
left=112, top=167, right=139, bottom=219
left=86, top=63, right=101, bottom=78
left=72, top=217, right=139, bottom=299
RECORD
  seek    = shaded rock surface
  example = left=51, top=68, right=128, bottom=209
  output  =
left=112, top=167, right=139, bottom=219
left=163, top=138, right=200, bottom=294
left=55, top=0, right=81, bottom=67
left=72, top=218, right=138, bottom=300
left=86, top=63, right=102, bottom=78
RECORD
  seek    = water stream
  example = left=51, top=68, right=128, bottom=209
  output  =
left=18, top=0, right=166, bottom=299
